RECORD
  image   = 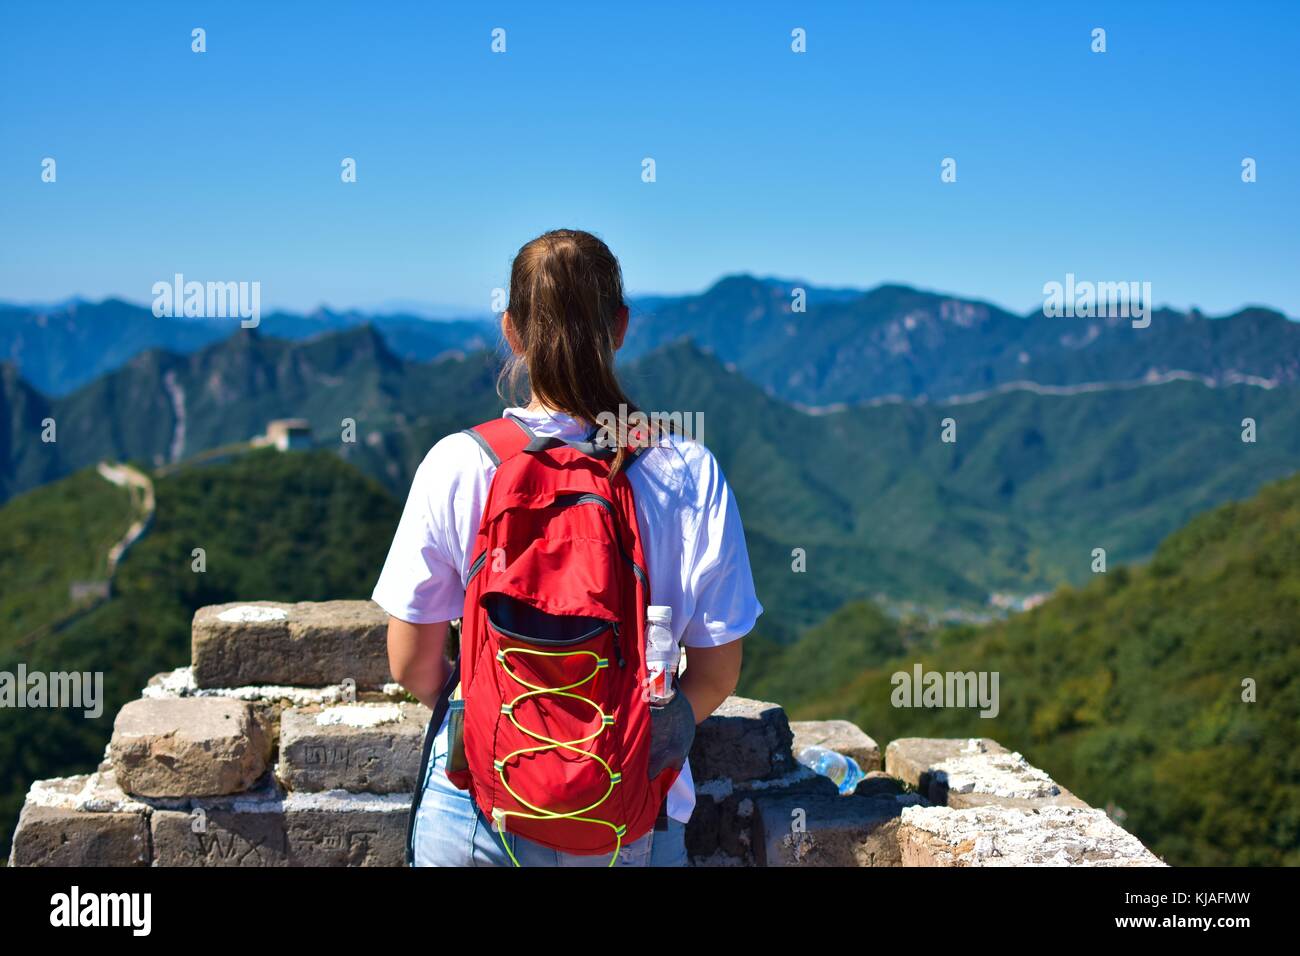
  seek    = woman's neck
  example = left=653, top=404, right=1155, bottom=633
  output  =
left=525, top=398, right=565, bottom=415
left=523, top=399, right=590, bottom=427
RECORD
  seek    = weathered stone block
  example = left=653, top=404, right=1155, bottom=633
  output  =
left=8, top=774, right=150, bottom=867
left=688, top=696, right=795, bottom=783
left=686, top=791, right=758, bottom=865
left=752, top=788, right=917, bottom=867
left=143, top=665, right=408, bottom=758
left=885, top=737, right=1087, bottom=809
left=284, top=791, right=411, bottom=866
left=111, top=697, right=271, bottom=798
left=278, top=701, right=430, bottom=793
left=791, top=719, right=881, bottom=772
left=717, top=795, right=754, bottom=860
left=887, top=737, right=1005, bottom=788
left=685, top=792, right=724, bottom=860
left=899, top=805, right=1165, bottom=867
left=191, top=601, right=392, bottom=690
left=152, top=809, right=285, bottom=867
left=151, top=782, right=288, bottom=867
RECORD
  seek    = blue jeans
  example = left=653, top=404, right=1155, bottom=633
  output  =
left=411, top=736, right=689, bottom=867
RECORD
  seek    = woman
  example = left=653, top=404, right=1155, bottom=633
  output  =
left=372, top=229, right=762, bottom=866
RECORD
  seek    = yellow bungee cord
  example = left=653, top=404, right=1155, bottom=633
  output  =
left=491, top=646, right=625, bottom=867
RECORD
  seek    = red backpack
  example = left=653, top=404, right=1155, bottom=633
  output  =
left=408, top=413, right=678, bottom=864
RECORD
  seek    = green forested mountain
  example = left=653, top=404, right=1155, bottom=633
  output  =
left=631, top=342, right=1300, bottom=636
left=0, top=468, right=136, bottom=650
left=5, top=329, right=1300, bottom=640
left=0, top=362, right=59, bottom=502
left=742, top=471, right=1300, bottom=866
left=0, top=449, right=401, bottom=858
left=0, top=325, right=504, bottom=504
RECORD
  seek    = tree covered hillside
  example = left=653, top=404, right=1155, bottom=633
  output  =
left=744, top=471, right=1300, bottom=866
left=0, top=468, right=136, bottom=651
left=0, top=449, right=401, bottom=858
left=632, top=341, right=1300, bottom=636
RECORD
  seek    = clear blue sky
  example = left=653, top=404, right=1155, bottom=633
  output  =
left=2, top=1, right=1296, bottom=316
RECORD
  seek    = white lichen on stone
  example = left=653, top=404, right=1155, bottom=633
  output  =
left=932, top=749, right=1060, bottom=799
left=695, top=777, right=734, bottom=801
left=314, top=703, right=403, bottom=728
left=696, top=764, right=820, bottom=803
left=742, top=765, right=819, bottom=791
left=214, top=684, right=345, bottom=705
left=24, top=775, right=90, bottom=809
left=26, top=773, right=151, bottom=815
left=689, top=849, right=747, bottom=867
left=142, top=667, right=199, bottom=698
left=217, top=605, right=289, bottom=623
left=901, top=804, right=1165, bottom=866
left=142, top=667, right=403, bottom=706
left=227, top=794, right=287, bottom=814
left=782, top=830, right=816, bottom=862
left=284, top=789, right=411, bottom=813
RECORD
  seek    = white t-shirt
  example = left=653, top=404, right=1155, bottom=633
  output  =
left=372, top=405, right=763, bottom=823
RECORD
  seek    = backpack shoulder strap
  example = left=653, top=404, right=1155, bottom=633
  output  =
left=404, top=654, right=459, bottom=865
left=461, top=414, right=534, bottom=466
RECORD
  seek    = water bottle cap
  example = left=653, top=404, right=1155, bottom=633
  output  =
left=647, top=605, right=673, bottom=624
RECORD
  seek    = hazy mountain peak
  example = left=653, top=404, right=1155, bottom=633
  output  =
left=701, top=273, right=778, bottom=296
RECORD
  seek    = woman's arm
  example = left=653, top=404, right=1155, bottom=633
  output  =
left=386, top=617, right=450, bottom=710
left=676, top=639, right=743, bottom=724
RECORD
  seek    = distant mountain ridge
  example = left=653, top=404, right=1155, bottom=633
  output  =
left=622, top=275, right=1300, bottom=406
left=5, top=276, right=1296, bottom=401
left=0, top=298, right=496, bottom=395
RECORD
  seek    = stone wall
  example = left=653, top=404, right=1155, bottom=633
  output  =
left=8, top=601, right=1165, bottom=867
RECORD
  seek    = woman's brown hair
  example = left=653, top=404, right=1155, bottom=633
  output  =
left=499, top=229, right=643, bottom=476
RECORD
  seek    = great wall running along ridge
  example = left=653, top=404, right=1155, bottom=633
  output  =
left=9, top=600, right=1164, bottom=867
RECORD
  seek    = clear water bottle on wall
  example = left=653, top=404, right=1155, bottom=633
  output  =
left=796, top=745, right=866, bottom=795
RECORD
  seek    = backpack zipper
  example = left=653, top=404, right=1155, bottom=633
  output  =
left=553, top=492, right=615, bottom=511
left=486, top=615, right=624, bottom=668
left=487, top=617, right=611, bottom=647
left=553, top=494, right=637, bottom=668
left=611, top=621, right=625, bottom=668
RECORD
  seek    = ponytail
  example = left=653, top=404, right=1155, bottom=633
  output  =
left=498, top=229, right=646, bottom=476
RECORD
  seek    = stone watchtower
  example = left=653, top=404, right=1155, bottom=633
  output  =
left=261, top=419, right=313, bottom=452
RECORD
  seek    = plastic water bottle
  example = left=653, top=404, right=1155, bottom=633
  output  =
left=797, top=746, right=866, bottom=796
left=644, top=606, right=677, bottom=705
